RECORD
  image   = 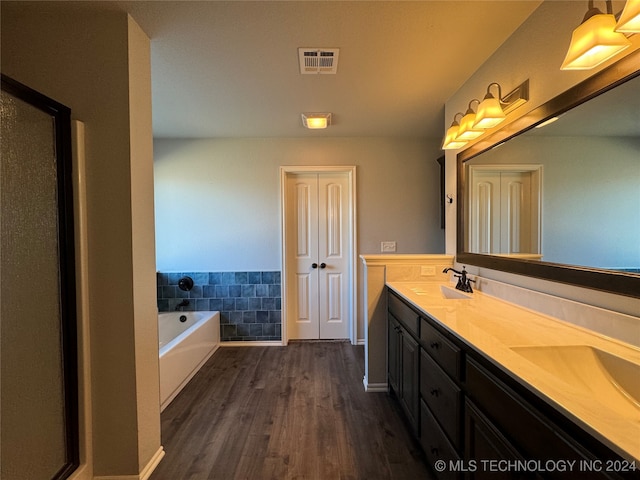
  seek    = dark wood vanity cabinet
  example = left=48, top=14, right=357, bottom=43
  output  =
left=388, top=295, right=420, bottom=434
left=465, top=358, right=636, bottom=480
left=387, top=289, right=638, bottom=480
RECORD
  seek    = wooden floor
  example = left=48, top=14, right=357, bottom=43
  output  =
left=150, top=341, right=434, bottom=480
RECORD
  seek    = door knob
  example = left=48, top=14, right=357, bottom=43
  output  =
left=312, top=263, right=318, bottom=269
left=320, top=263, right=326, bottom=269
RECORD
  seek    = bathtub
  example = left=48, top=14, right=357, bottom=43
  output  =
left=159, top=311, right=220, bottom=411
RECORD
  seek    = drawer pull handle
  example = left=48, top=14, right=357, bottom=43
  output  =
left=430, top=388, right=440, bottom=397
left=430, top=341, right=441, bottom=349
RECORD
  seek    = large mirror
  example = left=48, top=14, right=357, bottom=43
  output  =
left=457, top=49, right=640, bottom=298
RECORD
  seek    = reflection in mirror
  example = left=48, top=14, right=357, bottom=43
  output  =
left=457, top=49, right=640, bottom=298
left=465, top=73, right=639, bottom=272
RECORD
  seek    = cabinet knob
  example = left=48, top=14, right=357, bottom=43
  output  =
left=430, top=446, right=439, bottom=456
left=312, top=263, right=318, bottom=269
left=430, top=389, right=440, bottom=397
left=430, top=341, right=441, bottom=349
left=320, top=262, right=326, bottom=269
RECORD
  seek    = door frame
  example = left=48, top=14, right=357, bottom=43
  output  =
left=280, top=165, right=357, bottom=345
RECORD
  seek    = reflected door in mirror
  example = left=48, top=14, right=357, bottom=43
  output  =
left=468, top=165, right=541, bottom=256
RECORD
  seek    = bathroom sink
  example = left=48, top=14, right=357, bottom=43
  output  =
left=440, top=285, right=472, bottom=300
left=510, top=345, right=640, bottom=417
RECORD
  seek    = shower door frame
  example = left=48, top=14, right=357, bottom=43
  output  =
left=1, top=74, right=79, bottom=479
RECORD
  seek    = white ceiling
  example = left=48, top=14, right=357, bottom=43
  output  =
left=103, top=1, right=542, bottom=139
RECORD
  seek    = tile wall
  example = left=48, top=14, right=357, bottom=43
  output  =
left=157, top=271, right=281, bottom=342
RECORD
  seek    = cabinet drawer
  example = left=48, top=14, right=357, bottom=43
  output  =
left=421, top=318, right=461, bottom=379
left=420, top=399, right=461, bottom=480
left=388, top=292, right=419, bottom=337
left=420, top=349, right=463, bottom=449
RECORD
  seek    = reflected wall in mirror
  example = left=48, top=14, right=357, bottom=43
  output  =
left=457, top=49, right=640, bottom=298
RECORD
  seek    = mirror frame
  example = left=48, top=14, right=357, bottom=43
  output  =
left=457, top=49, right=640, bottom=299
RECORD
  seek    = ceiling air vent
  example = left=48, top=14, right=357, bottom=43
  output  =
left=298, top=48, right=339, bottom=74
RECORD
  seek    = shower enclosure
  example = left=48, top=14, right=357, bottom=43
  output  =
left=1, top=75, right=79, bottom=480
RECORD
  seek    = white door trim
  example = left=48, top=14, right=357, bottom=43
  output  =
left=280, top=166, right=357, bottom=345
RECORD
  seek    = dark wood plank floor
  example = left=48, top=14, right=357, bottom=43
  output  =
left=150, top=341, right=434, bottom=480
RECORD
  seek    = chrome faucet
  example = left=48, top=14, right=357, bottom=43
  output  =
left=175, top=299, right=190, bottom=311
left=443, top=266, right=475, bottom=293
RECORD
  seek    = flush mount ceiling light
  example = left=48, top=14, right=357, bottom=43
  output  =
left=615, top=0, right=640, bottom=33
left=561, top=0, right=632, bottom=70
left=441, top=113, right=468, bottom=150
left=473, top=80, right=530, bottom=129
left=301, top=113, right=332, bottom=129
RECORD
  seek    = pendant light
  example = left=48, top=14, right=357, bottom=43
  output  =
left=456, top=100, right=484, bottom=141
left=561, top=1, right=632, bottom=70
left=615, top=0, right=640, bottom=33
left=441, top=113, right=467, bottom=150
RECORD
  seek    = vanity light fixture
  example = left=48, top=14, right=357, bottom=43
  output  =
left=615, top=0, right=640, bottom=33
left=561, top=0, right=632, bottom=70
left=441, top=80, right=529, bottom=150
left=441, top=113, right=468, bottom=150
left=301, top=112, right=332, bottom=129
left=473, top=80, right=530, bottom=129
left=456, top=100, right=485, bottom=141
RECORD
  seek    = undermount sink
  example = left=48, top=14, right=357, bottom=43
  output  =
left=440, top=285, right=472, bottom=300
left=510, top=345, right=640, bottom=417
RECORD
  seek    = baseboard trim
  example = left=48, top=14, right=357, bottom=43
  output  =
left=363, top=377, right=388, bottom=393
left=220, top=340, right=283, bottom=347
left=140, top=447, right=165, bottom=480
left=93, top=446, right=165, bottom=480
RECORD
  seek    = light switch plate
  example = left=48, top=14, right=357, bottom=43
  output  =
left=381, top=241, right=396, bottom=252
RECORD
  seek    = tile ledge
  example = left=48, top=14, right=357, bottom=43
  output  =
left=360, top=254, right=453, bottom=265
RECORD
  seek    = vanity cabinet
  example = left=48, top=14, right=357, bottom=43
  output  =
left=388, top=290, right=464, bottom=479
left=388, top=294, right=420, bottom=434
left=465, top=358, right=633, bottom=480
left=387, top=288, right=637, bottom=480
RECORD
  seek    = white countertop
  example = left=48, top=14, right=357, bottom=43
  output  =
left=386, top=281, right=640, bottom=462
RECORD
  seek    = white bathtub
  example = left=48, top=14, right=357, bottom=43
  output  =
left=159, top=311, right=220, bottom=411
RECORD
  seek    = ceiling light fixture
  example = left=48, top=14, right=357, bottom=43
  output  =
left=301, top=113, right=332, bottom=129
left=615, top=0, right=640, bottom=33
left=441, top=113, right=468, bottom=150
left=561, top=0, right=632, bottom=70
left=473, top=80, right=530, bottom=129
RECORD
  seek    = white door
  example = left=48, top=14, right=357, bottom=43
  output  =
left=469, top=167, right=541, bottom=255
left=284, top=171, right=351, bottom=340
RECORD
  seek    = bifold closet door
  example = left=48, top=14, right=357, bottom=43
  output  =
left=285, top=172, right=349, bottom=340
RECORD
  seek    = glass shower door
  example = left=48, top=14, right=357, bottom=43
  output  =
left=1, top=75, right=78, bottom=480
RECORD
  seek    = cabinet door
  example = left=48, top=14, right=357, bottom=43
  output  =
left=465, top=400, right=534, bottom=480
left=388, top=315, right=401, bottom=394
left=401, top=330, right=420, bottom=433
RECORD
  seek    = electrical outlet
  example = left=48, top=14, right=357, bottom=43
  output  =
left=381, top=241, right=396, bottom=253
left=420, top=265, right=436, bottom=276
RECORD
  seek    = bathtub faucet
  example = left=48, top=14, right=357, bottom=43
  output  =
left=443, top=267, right=475, bottom=293
left=175, top=299, right=190, bottom=311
